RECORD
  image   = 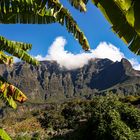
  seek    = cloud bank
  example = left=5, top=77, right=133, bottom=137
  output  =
left=35, top=36, right=129, bottom=70
left=129, top=59, right=140, bottom=70
left=34, top=36, right=140, bottom=70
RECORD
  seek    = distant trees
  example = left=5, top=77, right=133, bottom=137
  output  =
left=37, top=95, right=140, bottom=139
left=84, top=95, right=140, bottom=140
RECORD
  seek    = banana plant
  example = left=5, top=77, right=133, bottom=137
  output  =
left=0, top=1, right=90, bottom=138
left=67, top=0, right=140, bottom=54
left=0, top=128, right=11, bottom=140
left=67, top=0, right=89, bottom=12
left=0, top=76, right=27, bottom=109
left=0, top=0, right=90, bottom=50
left=91, top=0, right=140, bottom=54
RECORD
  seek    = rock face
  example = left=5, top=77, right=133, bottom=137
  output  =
left=0, top=58, right=140, bottom=101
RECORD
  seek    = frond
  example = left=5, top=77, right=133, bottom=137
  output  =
left=45, top=0, right=90, bottom=50
left=67, top=0, right=89, bottom=12
left=0, top=128, right=11, bottom=140
left=0, top=51, right=13, bottom=65
left=0, top=76, right=27, bottom=109
left=0, top=36, right=39, bottom=65
left=0, top=0, right=56, bottom=24
left=92, top=0, right=140, bottom=55
left=10, top=41, right=32, bottom=51
left=0, top=0, right=90, bottom=51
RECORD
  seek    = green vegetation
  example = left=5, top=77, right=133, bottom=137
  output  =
left=0, top=128, right=11, bottom=140
left=1, top=0, right=140, bottom=139
left=1, top=94, right=140, bottom=140
left=92, top=0, right=140, bottom=54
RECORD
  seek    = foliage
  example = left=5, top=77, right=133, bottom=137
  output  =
left=39, top=95, right=140, bottom=140
left=1, top=94, right=140, bottom=139
left=60, top=0, right=140, bottom=54
left=0, top=128, right=11, bottom=140
left=0, top=36, right=37, bottom=111
left=1, top=0, right=140, bottom=139
left=0, top=76, right=27, bottom=109
left=80, top=95, right=140, bottom=140
left=122, top=95, right=140, bottom=105
left=92, top=0, right=140, bottom=54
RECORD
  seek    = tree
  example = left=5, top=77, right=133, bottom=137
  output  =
left=73, top=95, right=140, bottom=140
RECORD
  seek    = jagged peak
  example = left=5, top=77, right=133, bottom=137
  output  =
left=121, top=58, right=133, bottom=70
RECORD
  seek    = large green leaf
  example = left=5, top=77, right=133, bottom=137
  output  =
left=67, top=0, right=89, bottom=12
left=0, top=0, right=90, bottom=51
left=0, top=128, right=11, bottom=140
left=44, top=0, right=90, bottom=50
left=0, top=0, right=56, bottom=24
left=0, top=36, right=39, bottom=65
left=92, top=0, right=140, bottom=55
left=0, top=76, right=27, bottom=109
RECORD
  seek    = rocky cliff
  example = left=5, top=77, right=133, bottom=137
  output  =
left=0, top=58, right=140, bottom=102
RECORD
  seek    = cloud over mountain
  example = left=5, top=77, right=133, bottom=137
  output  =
left=33, top=36, right=140, bottom=70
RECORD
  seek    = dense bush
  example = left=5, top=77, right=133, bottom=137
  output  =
left=78, top=95, right=140, bottom=140
left=2, top=94, right=140, bottom=139
left=45, top=95, right=140, bottom=140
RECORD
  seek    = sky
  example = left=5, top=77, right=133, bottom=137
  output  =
left=1, top=1, right=140, bottom=70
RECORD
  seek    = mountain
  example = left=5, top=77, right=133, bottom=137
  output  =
left=0, top=58, right=140, bottom=102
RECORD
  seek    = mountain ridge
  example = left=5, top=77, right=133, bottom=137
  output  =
left=0, top=58, right=140, bottom=102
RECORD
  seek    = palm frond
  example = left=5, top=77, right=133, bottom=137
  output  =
left=92, top=0, right=140, bottom=55
left=45, top=0, right=90, bottom=50
left=0, top=0, right=90, bottom=51
left=67, top=0, right=89, bottom=12
left=0, top=0, right=56, bottom=24
left=0, top=51, right=13, bottom=65
left=0, top=36, right=39, bottom=65
left=0, top=76, right=27, bottom=109
left=0, top=128, right=11, bottom=140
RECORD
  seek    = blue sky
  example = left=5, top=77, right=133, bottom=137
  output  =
left=0, top=1, right=140, bottom=69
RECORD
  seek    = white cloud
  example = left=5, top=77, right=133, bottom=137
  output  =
left=34, top=55, right=46, bottom=61
left=46, top=37, right=93, bottom=69
left=14, top=57, right=20, bottom=63
left=91, top=42, right=125, bottom=62
left=129, top=58, right=140, bottom=70
left=14, top=36, right=140, bottom=70
left=36, top=36, right=125, bottom=69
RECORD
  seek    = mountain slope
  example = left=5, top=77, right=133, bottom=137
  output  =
left=0, top=58, right=140, bottom=102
